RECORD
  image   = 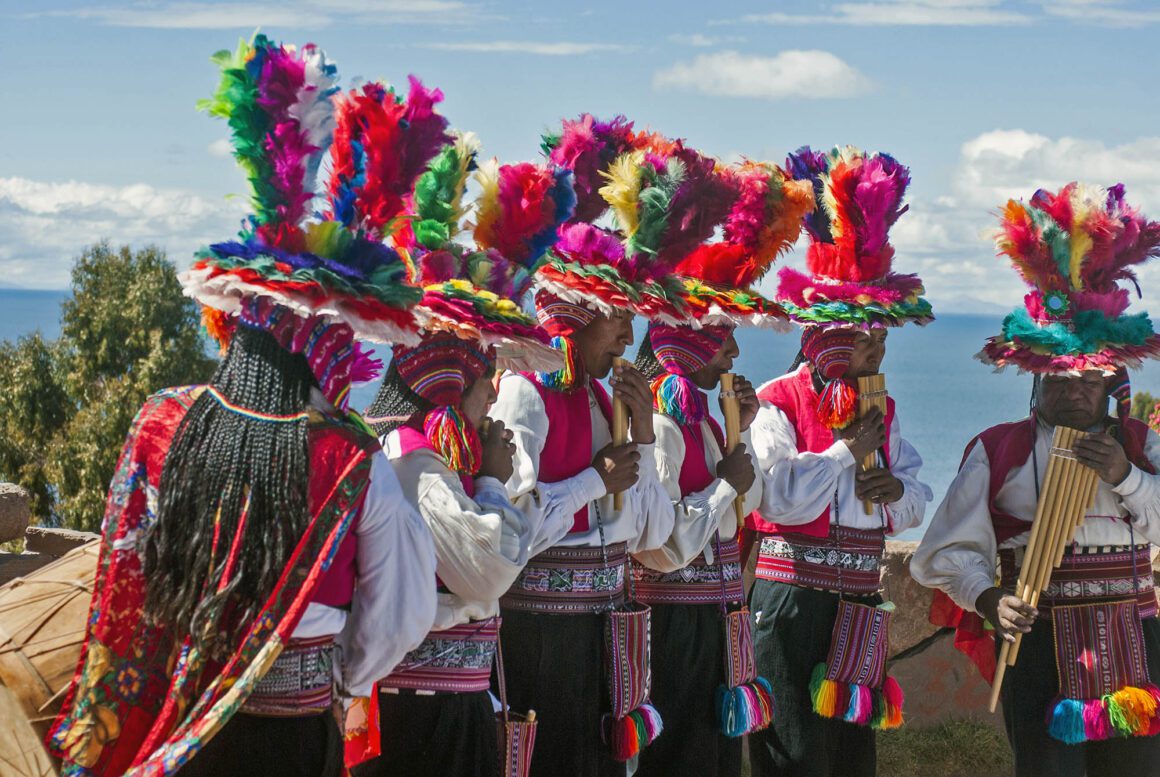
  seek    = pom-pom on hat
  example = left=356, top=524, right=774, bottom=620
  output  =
left=397, top=132, right=575, bottom=373
left=776, top=146, right=933, bottom=330
left=674, top=160, right=814, bottom=329
left=980, top=182, right=1160, bottom=375
left=180, top=35, right=449, bottom=409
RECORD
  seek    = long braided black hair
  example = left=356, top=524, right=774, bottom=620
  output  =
left=633, top=328, right=664, bottom=381
left=141, top=323, right=314, bottom=660
left=363, top=361, right=433, bottom=437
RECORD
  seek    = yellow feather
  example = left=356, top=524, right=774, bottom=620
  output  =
left=448, top=131, right=480, bottom=239
left=599, top=151, right=646, bottom=237
left=1068, top=184, right=1100, bottom=289
left=471, top=157, right=501, bottom=245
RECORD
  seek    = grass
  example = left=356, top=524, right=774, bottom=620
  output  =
left=739, top=719, right=1013, bottom=777
left=877, top=719, right=1013, bottom=777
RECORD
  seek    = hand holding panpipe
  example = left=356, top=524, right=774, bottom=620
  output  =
left=857, top=374, right=889, bottom=515
left=719, top=373, right=746, bottom=527
left=612, top=357, right=630, bottom=511
left=987, top=425, right=1101, bottom=713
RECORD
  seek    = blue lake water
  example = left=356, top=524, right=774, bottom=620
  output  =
left=7, top=290, right=1160, bottom=540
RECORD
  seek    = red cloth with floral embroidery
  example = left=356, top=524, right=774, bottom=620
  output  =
left=47, top=385, right=376, bottom=776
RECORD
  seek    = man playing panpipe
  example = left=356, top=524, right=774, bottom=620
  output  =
left=912, top=182, right=1160, bottom=777
left=628, top=159, right=814, bottom=777
left=746, top=147, right=934, bottom=777
left=490, top=118, right=726, bottom=777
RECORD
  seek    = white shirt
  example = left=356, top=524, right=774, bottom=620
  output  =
left=911, top=418, right=1160, bottom=615
left=291, top=390, right=438, bottom=699
left=749, top=367, right=932, bottom=534
left=491, top=372, right=676, bottom=554
left=634, top=415, right=763, bottom=573
left=384, top=429, right=533, bottom=631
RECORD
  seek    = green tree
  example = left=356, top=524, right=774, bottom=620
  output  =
left=1131, top=391, right=1157, bottom=423
left=0, top=243, right=217, bottom=530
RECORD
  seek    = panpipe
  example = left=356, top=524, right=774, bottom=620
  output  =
left=719, top=373, right=746, bottom=527
left=612, top=357, right=630, bottom=511
left=986, top=425, right=1100, bottom=713
left=856, top=374, right=889, bottom=515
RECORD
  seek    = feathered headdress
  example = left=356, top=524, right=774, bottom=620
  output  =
left=541, top=113, right=640, bottom=224
left=535, top=131, right=729, bottom=326
left=181, top=35, right=450, bottom=409
left=400, top=132, right=575, bottom=372
left=776, top=146, right=933, bottom=329
left=980, top=182, right=1160, bottom=374
left=674, top=160, right=814, bottom=329
left=382, top=135, right=575, bottom=473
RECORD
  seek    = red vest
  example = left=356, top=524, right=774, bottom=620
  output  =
left=308, top=420, right=378, bottom=610
left=678, top=419, right=725, bottom=498
left=749, top=365, right=895, bottom=538
left=521, top=373, right=613, bottom=533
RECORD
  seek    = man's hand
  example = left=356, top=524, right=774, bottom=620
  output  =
left=855, top=468, right=904, bottom=504
left=838, top=407, right=886, bottom=461
left=611, top=362, right=655, bottom=444
left=716, top=444, right=756, bottom=496
left=1073, top=432, right=1131, bottom=486
left=476, top=419, right=515, bottom=484
left=975, top=587, right=1037, bottom=643
left=721, top=374, right=760, bottom=432
left=593, top=442, right=641, bottom=494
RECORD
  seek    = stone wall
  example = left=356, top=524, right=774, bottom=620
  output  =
left=0, top=484, right=98, bottom=585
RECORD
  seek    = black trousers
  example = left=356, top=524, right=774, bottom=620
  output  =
left=498, top=608, right=621, bottom=777
left=1000, top=614, right=1160, bottom=777
left=177, top=711, right=342, bottom=777
left=636, top=602, right=742, bottom=777
left=747, top=580, right=879, bottom=777
left=352, top=689, right=499, bottom=777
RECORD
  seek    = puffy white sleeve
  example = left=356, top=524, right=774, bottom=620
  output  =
left=392, top=448, right=531, bottom=603
left=633, top=415, right=738, bottom=572
left=1112, top=427, right=1160, bottom=546
left=751, top=402, right=854, bottom=525
left=621, top=438, right=678, bottom=554
left=491, top=373, right=606, bottom=555
left=883, top=413, right=933, bottom=535
left=909, top=441, right=998, bottom=614
left=340, top=452, right=437, bottom=698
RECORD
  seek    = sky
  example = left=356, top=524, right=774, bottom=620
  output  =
left=4, top=0, right=1160, bottom=316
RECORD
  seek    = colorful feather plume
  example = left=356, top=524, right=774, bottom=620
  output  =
left=472, top=160, right=576, bottom=267
left=197, top=34, right=339, bottom=250
left=775, top=145, right=931, bottom=328
left=325, top=77, right=452, bottom=241
left=542, top=113, right=640, bottom=223
left=406, top=132, right=480, bottom=251
left=981, top=182, right=1160, bottom=373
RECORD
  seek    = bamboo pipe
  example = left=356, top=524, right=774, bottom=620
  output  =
left=856, top=374, right=889, bottom=515
left=611, top=357, right=630, bottom=511
left=719, top=373, right=746, bottom=527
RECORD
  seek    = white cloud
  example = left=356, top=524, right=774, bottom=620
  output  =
left=731, top=0, right=1031, bottom=27
left=420, top=41, right=632, bottom=56
left=207, top=138, right=232, bottom=157
left=667, top=33, right=739, bottom=47
left=0, top=177, right=246, bottom=289
left=653, top=50, right=873, bottom=100
left=1040, top=0, right=1160, bottom=27
left=30, top=0, right=470, bottom=29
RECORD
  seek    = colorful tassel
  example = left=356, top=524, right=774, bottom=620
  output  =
left=602, top=703, right=663, bottom=762
left=809, top=663, right=904, bottom=730
left=816, top=378, right=857, bottom=430
left=422, top=404, right=482, bottom=475
left=716, top=677, right=775, bottom=737
left=537, top=335, right=585, bottom=391
left=1047, top=684, right=1160, bottom=743
left=651, top=373, right=709, bottom=426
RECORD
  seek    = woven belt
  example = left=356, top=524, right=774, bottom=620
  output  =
left=380, top=618, right=499, bottom=694
left=631, top=537, right=744, bottom=605
left=500, top=542, right=627, bottom=614
left=243, top=635, right=334, bottom=717
left=999, top=543, right=1156, bottom=618
left=755, top=528, right=885, bottom=596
